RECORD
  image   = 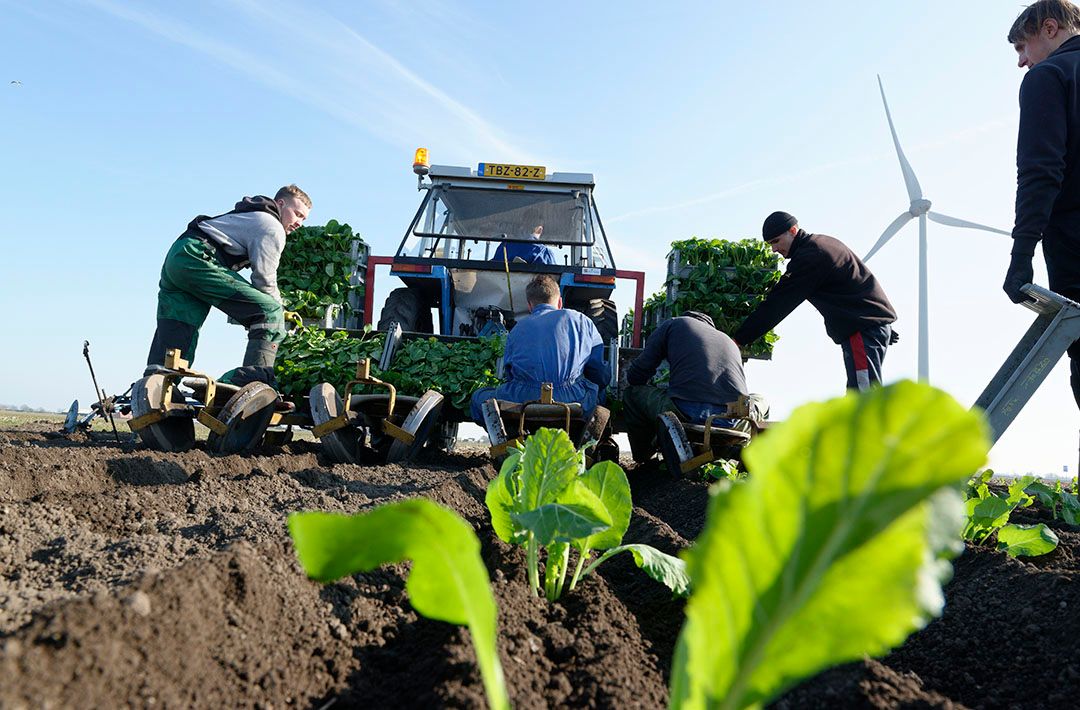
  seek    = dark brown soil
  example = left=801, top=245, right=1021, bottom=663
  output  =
left=2, top=421, right=1078, bottom=708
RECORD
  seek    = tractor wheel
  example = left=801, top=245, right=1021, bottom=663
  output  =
left=377, top=287, right=434, bottom=333
left=569, top=298, right=618, bottom=345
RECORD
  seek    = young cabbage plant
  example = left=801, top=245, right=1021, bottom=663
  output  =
left=669, top=380, right=991, bottom=710
left=288, top=500, right=510, bottom=710
left=963, top=472, right=1059, bottom=557
left=486, top=428, right=688, bottom=601
left=1027, top=478, right=1080, bottom=526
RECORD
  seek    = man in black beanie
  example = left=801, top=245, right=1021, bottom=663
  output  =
left=733, top=212, right=898, bottom=391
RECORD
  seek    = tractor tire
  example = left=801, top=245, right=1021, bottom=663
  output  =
left=569, top=298, right=618, bottom=345
left=378, top=287, right=433, bottom=333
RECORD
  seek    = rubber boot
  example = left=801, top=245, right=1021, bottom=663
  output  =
left=243, top=339, right=279, bottom=369
left=239, top=340, right=293, bottom=413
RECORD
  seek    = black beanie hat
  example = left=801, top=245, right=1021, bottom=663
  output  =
left=762, top=211, right=798, bottom=240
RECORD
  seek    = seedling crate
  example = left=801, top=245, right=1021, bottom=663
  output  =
left=344, top=239, right=370, bottom=329
left=295, top=238, right=369, bottom=330
left=660, top=247, right=776, bottom=360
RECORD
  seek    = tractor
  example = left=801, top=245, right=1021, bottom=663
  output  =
left=360, top=150, right=646, bottom=451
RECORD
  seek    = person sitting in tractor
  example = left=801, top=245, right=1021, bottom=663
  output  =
left=470, top=274, right=609, bottom=423
left=623, top=312, right=766, bottom=464
left=490, top=208, right=557, bottom=265
left=144, top=184, right=311, bottom=385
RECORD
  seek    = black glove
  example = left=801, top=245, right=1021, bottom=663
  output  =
left=1003, top=252, right=1034, bottom=304
left=889, top=329, right=900, bottom=345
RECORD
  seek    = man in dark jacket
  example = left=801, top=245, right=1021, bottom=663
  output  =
left=1006, top=0, right=1080, bottom=408
left=146, top=185, right=311, bottom=383
left=733, top=211, right=898, bottom=391
left=624, top=312, right=764, bottom=463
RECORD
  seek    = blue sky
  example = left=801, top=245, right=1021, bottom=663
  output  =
left=1, top=1, right=1073, bottom=474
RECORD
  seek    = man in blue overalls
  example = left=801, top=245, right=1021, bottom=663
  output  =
left=470, top=274, right=609, bottom=423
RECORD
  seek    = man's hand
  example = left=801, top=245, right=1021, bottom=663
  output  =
left=1003, top=253, right=1034, bottom=304
left=284, top=310, right=303, bottom=328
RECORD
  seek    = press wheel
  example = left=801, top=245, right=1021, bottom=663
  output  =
left=384, top=390, right=444, bottom=463
left=130, top=374, right=195, bottom=453
left=206, top=382, right=278, bottom=455
left=656, top=411, right=694, bottom=478
left=309, top=383, right=365, bottom=464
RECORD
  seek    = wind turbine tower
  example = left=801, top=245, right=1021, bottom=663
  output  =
left=864, top=75, right=1010, bottom=382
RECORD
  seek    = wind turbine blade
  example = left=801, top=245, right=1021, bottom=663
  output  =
left=864, top=211, right=914, bottom=262
left=927, top=211, right=1011, bottom=236
left=878, top=75, right=923, bottom=202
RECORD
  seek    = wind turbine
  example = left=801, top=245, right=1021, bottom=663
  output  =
left=864, top=75, right=1010, bottom=382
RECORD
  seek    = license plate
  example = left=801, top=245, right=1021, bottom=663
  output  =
left=478, top=162, right=546, bottom=180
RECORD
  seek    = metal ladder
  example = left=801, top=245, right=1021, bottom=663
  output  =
left=975, top=284, right=1080, bottom=443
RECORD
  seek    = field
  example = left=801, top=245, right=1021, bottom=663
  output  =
left=2, top=412, right=1078, bottom=708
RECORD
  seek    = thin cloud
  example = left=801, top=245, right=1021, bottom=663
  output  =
left=81, top=0, right=535, bottom=163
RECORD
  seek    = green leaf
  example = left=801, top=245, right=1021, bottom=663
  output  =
left=1062, top=492, right=1080, bottom=525
left=288, top=500, right=509, bottom=710
left=997, top=523, right=1059, bottom=557
left=520, top=428, right=581, bottom=510
left=670, top=381, right=989, bottom=710
left=485, top=450, right=523, bottom=543
left=589, top=543, right=690, bottom=596
left=512, top=499, right=611, bottom=547
left=575, top=461, right=632, bottom=552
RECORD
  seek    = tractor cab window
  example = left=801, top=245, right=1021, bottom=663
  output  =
left=401, top=185, right=613, bottom=269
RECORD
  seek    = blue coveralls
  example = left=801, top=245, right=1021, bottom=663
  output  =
left=490, top=240, right=557, bottom=265
left=470, top=303, right=609, bottom=422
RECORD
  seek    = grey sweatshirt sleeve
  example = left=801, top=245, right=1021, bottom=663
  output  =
left=248, top=224, right=286, bottom=303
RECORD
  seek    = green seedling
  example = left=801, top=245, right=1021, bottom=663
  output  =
left=289, top=499, right=509, bottom=710
left=963, top=472, right=1059, bottom=557
left=1026, top=477, right=1080, bottom=526
left=486, top=428, right=689, bottom=602
left=279, top=219, right=366, bottom=320
left=632, top=238, right=781, bottom=358
left=379, top=335, right=504, bottom=411
left=275, top=324, right=384, bottom=398
left=669, top=380, right=990, bottom=710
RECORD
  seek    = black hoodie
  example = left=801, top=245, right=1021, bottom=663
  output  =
left=1013, top=34, right=1080, bottom=282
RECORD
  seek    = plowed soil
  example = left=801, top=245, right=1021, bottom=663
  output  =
left=2, top=420, right=1078, bottom=709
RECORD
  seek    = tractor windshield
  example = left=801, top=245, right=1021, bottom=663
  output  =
left=399, top=183, right=615, bottom=269
left=438, top=189, right=583, bottom=246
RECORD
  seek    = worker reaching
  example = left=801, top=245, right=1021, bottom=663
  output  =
left=470, top=274, right=609, bottom=423
left=145, top=185, right=311, bottom=385
left=733, top=211, right=898, bottom=391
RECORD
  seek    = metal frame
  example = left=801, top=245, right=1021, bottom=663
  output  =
left=975, top=284, right=1080, bottom=443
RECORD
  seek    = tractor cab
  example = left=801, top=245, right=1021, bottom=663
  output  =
left=379, top=151, right=620, bottom=344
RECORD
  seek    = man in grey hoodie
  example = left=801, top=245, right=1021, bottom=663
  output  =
left=145, top=185, right=311, bottom=384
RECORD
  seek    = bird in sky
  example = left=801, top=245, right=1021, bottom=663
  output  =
left=10, top=80, right=21, bottom=85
